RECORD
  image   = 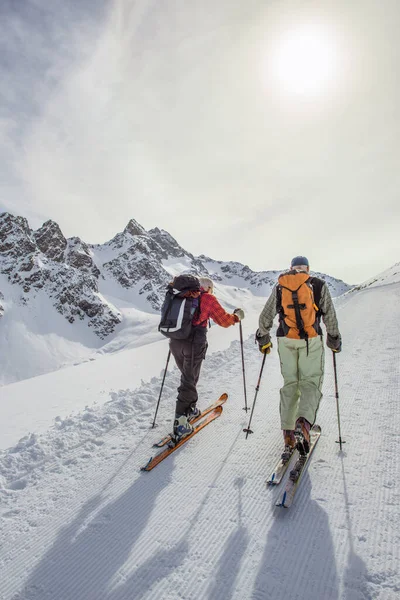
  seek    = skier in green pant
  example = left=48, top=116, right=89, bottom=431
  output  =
left=256, top=256, right=342, bottom=461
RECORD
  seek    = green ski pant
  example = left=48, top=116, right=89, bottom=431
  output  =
left=277, top=336, right=325, bottom=430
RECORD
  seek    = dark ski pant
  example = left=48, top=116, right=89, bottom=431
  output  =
left=169, top=332, right=207, bottom=417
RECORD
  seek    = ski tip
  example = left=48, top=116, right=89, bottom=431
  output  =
left=140, top=457, right=153, bottom=472
left=220, top=392, right=228, bottom=401
left=153, top=438, right=166, bottom=447
left=275, top=491, right=287, bottom=508
left=312, top=424, right=322, bottom=433
left=214, top=405, right=224, bottom=415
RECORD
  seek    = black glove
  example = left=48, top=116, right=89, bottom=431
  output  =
left=327, top=333, right=342, bottom=353
left=255, top=330, right=273, bottom=354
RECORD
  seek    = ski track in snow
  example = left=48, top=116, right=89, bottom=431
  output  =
left=1, top=284, right=400, bottom=599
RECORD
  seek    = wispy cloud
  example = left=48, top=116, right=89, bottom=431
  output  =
left=1, top=0, right=399, bottom=282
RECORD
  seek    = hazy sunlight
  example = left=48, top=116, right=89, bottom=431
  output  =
left=268, top=24, right=341, bottom=97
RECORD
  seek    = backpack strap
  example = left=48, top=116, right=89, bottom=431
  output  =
left=279, top=280, right=316, bottom=355
left=280, top=283, right=308, bottom=342
left=158, top=288, right=174, bottom=332
left=190, top=292, right=205, bottom=341
left=308, top=277, right=324, bottom=314
left=192, top=291, right=202, bottom=322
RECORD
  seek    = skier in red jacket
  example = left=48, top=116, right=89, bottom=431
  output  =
left=171, top=276, right=244, bottom=440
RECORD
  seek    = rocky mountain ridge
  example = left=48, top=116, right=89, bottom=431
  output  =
left=0, top=214, right=119, bottom=338
left=0, top=212, right=352, bottom=339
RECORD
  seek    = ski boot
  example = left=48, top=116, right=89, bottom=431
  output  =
left=289, top=454, right=308, bottom=482
left=294, top=418, right=311, bottom=456
left=171, top=415, right=193, bottom=444
left=281, top=430, right=296, bottom=464
left=188, top=405, right=201, bottom=422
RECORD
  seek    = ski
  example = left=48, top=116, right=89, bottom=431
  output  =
left=275, top=424, right=321, bottom=508
left=141, top=405, right=224, bottom=472
left=266, top=448, right=298, bottom=486
left=152, top=393, right=228, bottom=448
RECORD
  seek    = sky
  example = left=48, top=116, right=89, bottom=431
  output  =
left=0, top=0, right=399, bottom=284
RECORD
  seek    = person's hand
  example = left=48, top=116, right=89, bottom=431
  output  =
left=327, top=333, right=342, bottom=353
left=233, top=308, right=245, bottom=321
left=255, top=330, right=272, bottom=354
left=260, top=341, right=272, bottom=354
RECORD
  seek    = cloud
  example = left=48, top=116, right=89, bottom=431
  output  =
left=0, top=0, right=399, bottom=283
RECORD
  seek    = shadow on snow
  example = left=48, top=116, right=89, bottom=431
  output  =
left=12, top=454, right=178, bottom=600
left=252, top=472, right=339, bottom=600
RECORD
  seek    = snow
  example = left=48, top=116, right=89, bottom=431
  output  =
left=1, top=268, right=400, bottom=599
left=348, top=262, right=400, bottom=290
left=162, top=257, right=195, bottom=276
left=0, top=276, right=101, bottom=386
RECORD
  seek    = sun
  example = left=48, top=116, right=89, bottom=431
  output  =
left=268, top=24, right=341, bottom=98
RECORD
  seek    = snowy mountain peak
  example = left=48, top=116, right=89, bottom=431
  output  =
left=148, top=227, right=190, bottom=259
left=0, top=212, right=36, bottom=266
left=33, top=219, right=67, bottom=263
left=0, top=212, right=31, bottom=238
left=123, top=218, right=147, bottom=237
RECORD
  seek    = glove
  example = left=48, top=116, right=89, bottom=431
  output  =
left=233, top=308, right=245, bottom=321
left=261, top=341, right=272, bottom=354
left=327, top=333, right=342, bottom=353
left=255, top=330, right=273, bottom=354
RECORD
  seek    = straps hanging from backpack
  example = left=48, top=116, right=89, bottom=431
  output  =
left=278, top=271, right=319, bottom=353
left=287, top=284, right=309, bottom=342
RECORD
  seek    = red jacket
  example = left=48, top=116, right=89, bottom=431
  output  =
left=192, top=290, right=239, bottom=328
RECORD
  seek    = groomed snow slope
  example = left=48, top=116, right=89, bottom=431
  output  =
left=1, top=282, right=399, bottom=600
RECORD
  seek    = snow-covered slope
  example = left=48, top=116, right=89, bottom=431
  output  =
left=348, top=261, right=400, bottom=291
left=0, top=275, right=399, bottom=600
left=0, top=277, right=100, bottom=384
left=0, top=212, right=352, bottom=385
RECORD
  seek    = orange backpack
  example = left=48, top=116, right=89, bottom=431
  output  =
left=278, top=271, right=319, bottom=340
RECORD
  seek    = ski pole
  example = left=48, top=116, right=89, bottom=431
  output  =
left=332, top=351, right=345, bottom=449
left=151, top=349, right=171, bottom=428
left=243, top=353, right=267, bottom=439
left=239, top=321, right=249, bottom=412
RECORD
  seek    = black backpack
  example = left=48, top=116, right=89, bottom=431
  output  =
left=159, top=274, right=201, bottom=340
